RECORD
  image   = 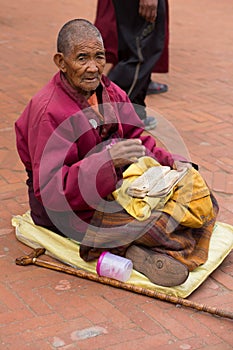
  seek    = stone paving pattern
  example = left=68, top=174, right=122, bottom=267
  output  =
left=0, top=0, right=232, bottom=349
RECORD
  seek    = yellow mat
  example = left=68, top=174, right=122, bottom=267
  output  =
left=12, top=211, right=233, bottom=298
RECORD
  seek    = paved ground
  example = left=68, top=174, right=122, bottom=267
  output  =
left=0, top=0, right=233, bottom=349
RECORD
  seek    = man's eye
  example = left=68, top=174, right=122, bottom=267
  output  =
left=96, top=54, right=105, bottom=60
left=77, top=56, right=87, bottom=62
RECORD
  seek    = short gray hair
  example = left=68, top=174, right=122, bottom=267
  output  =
left=57, top=18, right=103, bottom=55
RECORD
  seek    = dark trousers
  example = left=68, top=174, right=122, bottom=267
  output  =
left=108, top=0, right=166, bottom=119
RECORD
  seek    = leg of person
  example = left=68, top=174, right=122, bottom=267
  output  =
left=147, top=0, right=169, bottom=96
left=79, top=192, right=218, bottom=287
left=94, top=0, right=168, bottom=97
left=131, top=78, right=158, bottom=130
left=147, top=80, right=168, bottom=95
left=80, top=209, right=192, bottom=286
left=108, top=0, right=166, bottom=129
left=125, top=211, right=190, bottom=286
left=126, top=192, right=219, bottom=286
left=125, top=245, right=189, bottom=286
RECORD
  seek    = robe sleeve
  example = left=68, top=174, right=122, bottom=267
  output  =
left=31, top=119, right=118, bottom=212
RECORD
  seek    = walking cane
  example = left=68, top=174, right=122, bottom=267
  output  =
left=16, top=248, right=233, bottom=320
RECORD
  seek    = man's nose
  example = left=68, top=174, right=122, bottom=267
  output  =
left=86, top=59, right=98, bottom=72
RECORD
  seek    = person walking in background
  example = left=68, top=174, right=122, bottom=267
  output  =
left=94, top=0, right=169, bottom=130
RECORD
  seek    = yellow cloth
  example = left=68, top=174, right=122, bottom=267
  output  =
left=162, top=166, right=214, bottom=228
left=12, top=212, right=233, bottom=298
left=113, top=156, right=214, bottom=228
left=112, top=157, right=173, bottom=221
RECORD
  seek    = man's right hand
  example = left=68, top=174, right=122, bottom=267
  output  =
left=139, top=0, right=158, bottom=23
left=109, top=139, right=146, bottom=168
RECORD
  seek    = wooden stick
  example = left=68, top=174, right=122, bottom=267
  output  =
left=16, top=248, right=233, bottom=320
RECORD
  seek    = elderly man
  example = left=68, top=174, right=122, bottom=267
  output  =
left=15, top=19, right=218, bottom=287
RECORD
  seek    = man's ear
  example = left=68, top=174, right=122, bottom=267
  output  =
left=53, top=53, right=66, bottom=72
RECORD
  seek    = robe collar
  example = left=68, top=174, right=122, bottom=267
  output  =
left=59, top=72, right=121, bottom=140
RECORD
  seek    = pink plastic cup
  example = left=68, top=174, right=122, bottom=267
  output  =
left=96, top=251, right=133, bottom=282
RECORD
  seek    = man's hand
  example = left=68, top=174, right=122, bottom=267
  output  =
left=139, top=0, right=158, bottom=23
left=109, top=139, right=146, bottom=168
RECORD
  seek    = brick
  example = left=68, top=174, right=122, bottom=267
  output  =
left=0, top=313, right=62, bottom=339
left=113, top=297, right=163, bottom=334
left=188, top=278, right=221, bottom=301
left=196, top=345, right=232, bottom=350
left=0, top=169, right=22, bottom=184
left=225, top=174, right=233, bottom=194
left=199, top=169, right=213, bottom=188
left=141, top=302, right=194, bottom=340
left=189, top=111, right=222, bottom=124
left=74, top=325, right=147, bottom=350
left=0, top=282, right=26, bottom=312
left=88, top=295, right=132, bottom=327
left=210, top=270, right=233, bottom=291
left=0, top=183, right=26, bottom=200
left=168, top=308, right=223, bottom=346
left=104, top=333, right=175, bottom=350
left=0, top=307, right=34, bottom=326
left=212, top=172, right=227, bottom=193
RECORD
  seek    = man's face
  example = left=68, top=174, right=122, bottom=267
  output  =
left=61, top=38, right=106, bottom=94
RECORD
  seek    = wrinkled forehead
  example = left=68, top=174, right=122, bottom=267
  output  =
left=68, top=36, right=105, bottom=56
left=72, top=33, right=103, bottom=47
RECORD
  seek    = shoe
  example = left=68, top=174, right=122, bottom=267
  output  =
left=147, top=81, right=168, bottom=95
left=125, top=245, right=189, bottom=287
left=142, top=116, right=157, bottom=131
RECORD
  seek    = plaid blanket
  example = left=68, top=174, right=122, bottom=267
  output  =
left=80, top=192, right=219, bottom=271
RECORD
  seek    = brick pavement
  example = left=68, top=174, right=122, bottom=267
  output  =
left=0, top=0, right=233, bottom=349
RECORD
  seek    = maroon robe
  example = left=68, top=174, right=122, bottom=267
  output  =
left=15, top=72, right=181, bottom=239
